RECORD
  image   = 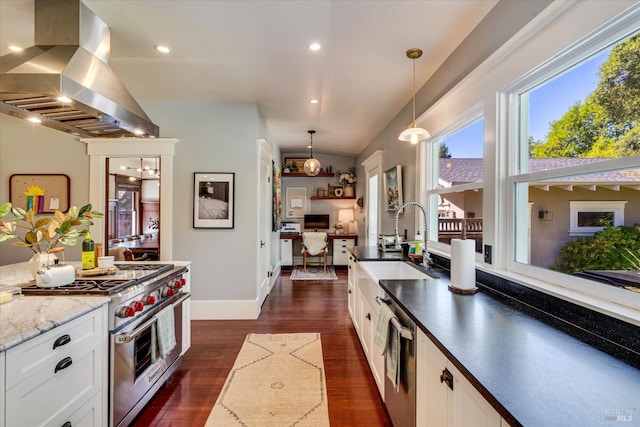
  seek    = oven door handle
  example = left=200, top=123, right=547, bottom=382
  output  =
left=375, top=296, right=414, bottom=341
left=115, top=316, right=157, bottom=344
left=115, top=292, right=191, bottom=344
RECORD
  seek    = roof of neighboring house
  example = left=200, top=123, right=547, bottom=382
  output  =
left=438, top=158, right=640, bottom=189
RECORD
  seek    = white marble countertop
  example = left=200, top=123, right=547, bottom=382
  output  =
left=0, top=262, right=109, bottom=352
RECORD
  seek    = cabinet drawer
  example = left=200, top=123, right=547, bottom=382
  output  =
left=6, top=309, right=103, bottom=388
left=5, top=343, right=103, bottom=427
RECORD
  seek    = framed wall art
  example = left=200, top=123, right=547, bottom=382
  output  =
left=384, top=165, right=403, bottom=211
left=193, top=172, right=235, bottom=228
left=9, top=174, right=70, bottom=213
left=283, top=157, right=308, bottom=173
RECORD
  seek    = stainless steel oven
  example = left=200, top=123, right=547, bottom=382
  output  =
left=111, top=291, right=190, bottom=426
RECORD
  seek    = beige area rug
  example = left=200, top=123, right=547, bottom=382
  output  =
left=205, top=333, right=330, bottom=427
left=290, top=266, right=338, bottom=281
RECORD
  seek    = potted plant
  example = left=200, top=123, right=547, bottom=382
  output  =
left=0, top=202, right=104, bottom=278
left=336, top=168, right=357, bottom=197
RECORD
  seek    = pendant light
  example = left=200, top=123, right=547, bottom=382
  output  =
left=303, top=130, right=322, bottom=176
left=398, top=48, right=430, bottom=145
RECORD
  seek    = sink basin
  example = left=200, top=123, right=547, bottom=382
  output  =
left=359, top=261, right=432, bottom=280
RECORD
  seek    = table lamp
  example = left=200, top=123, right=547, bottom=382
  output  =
left=338, top=209, right=355, bottom=234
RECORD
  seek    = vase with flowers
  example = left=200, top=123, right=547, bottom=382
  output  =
left=0, top=202, right=104, bottom=279
left=337, top=168, right=357, bottom=197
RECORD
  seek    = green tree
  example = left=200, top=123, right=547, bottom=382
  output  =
left=439, top=143, right=452, bottom=158
left=532, top=34, right=639, bottom=158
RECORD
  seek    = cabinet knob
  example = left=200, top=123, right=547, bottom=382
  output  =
left=366, top=313, right=371, bottom=321
left=348, top=290, right=352, bottom=294
left=440, top=367, right=454, bottom=390
left=61, top=422, right=72, bottom=427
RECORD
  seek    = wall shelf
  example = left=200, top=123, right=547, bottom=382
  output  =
left=282, top=172, right=334, bottom=177
left=310, top=196, right=356, bottom=200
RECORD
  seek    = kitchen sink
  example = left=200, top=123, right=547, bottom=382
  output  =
left=359, top=261, right=434, bottom=281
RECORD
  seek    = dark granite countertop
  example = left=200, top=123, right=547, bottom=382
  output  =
left=378, top=275, right=640, bottom=426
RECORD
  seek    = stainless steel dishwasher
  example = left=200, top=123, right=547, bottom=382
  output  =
left=376, top=293, right=416, bottom=427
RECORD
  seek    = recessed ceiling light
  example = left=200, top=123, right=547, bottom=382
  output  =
left=9, top=45, right=23, bottom=52
left=28, top=117, right=41, bottom=123
left=57, top=96, right=72, bottom=103
left=155, top=45, right=171, bottom=54
left=310, top=99, right=319, bottom=104
left=308, top=42, right=321, bottom=51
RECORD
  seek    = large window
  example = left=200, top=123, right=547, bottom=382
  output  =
left=427, top=109, right=484, bottom=253
left=510, top=28, right=640, bottom=294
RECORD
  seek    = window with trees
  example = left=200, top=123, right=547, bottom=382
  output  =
left=510, top=29, right=640, bottom=293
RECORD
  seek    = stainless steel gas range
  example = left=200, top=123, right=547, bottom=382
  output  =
left=21, top=263, right=191, bottom=427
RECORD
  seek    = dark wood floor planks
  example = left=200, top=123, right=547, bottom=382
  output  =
left=132, top=269, right=392, bottom=426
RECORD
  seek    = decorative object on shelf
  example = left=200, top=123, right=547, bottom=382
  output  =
left=193, top=172, right=235, bottom=229
left=338, top=208, right=355, bottom=234
left=317, top=188, right=325, bottom=197
left=9, top=174, right=70, bottom=213
left=384, top=165, right=404, bottom=211
left=334, top=188, right=344, bottom=197
left=327, top=182, right=343, bottom=197
left=0, top=201, right=103, bottom=280
left=398, top=48, right=430, bottom=144
left=283, top=158, right=307, bottom=172
left=303, top=130, right=322, bottom=176
left=336, top=168, right=356, bottom=197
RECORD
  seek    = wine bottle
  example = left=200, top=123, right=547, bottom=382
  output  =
left=82, top=232, right=95, bottom=270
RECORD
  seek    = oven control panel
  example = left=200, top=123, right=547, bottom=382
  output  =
left=114, top=271, right=186, bottom=322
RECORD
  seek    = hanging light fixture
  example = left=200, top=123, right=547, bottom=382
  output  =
left=303, top=130, right=322, bottom=176
left=398, top=48, right=430, bottom=145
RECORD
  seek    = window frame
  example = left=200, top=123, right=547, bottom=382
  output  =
left=569, top=200, right=627, bottom=236
left=502, top=14, right=640, bottom=312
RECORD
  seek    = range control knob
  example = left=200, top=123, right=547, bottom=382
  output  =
left=144, top=294, right=156, bottom=306
left=160, top=287, right=175, bottom=298
left=172, top=277, right=185, bottom=289
left=117, top=306, right=136, bottom=318
left=178, top=278, right=186, bottom=288
left=132, top=301, right=144, bottom=312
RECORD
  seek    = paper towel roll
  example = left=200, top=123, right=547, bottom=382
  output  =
left=451, top=239, right=476, bottom=290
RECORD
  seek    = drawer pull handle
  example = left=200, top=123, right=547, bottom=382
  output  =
left=440, top=367, right=454, bottom=390
left=366, top=313, right=371, bottom=321
left=53, top=334, right=71, bottom=349
left=61, top=422, right=72, bottom=427
left=55, top=357, right=73, bottom=374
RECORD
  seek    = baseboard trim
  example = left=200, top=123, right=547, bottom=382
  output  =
left=191, top=299, right=259, bottom=320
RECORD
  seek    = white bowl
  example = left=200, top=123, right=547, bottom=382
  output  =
left=97, top=256, right=115, bottom=268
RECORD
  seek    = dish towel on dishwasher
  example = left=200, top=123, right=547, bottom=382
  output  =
left=374, top=302, right=401, bottom=392
left=151, top=305, right=177, bottom=364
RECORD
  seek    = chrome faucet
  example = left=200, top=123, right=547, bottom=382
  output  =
left=394, top=200, right=432, bottom=267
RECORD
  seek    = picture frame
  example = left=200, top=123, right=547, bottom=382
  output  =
left=9, top=174, right=70, bottom=213
left=193, top=172, right=235, bottom=228
left=327, top=182, right=343, bottom=197
left=283, top=157, right=308, bottom=173
left=384, top=165, right=403, bottom=211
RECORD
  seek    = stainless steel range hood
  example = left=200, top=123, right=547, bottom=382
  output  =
left=0, top=0, right=159, bottom=138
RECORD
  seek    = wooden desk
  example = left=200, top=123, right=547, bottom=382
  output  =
left=280, top=233, right=358, bottom=267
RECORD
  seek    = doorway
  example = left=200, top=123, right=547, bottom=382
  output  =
left=106, top=157, right=161, bottom=260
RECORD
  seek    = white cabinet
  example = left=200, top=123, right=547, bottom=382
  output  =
left=332, top=238, right=355, bottom=265
left=281, top=238, right=293, bottom=266
left=181, top=264, right=192, bottom=355
left=354, top=268, right=385, bottom=397
left=417, top=329, right=502, bottom=427
left=347, top=253, right=357, bottom=325
left=3, top=306, right=107, bottom=427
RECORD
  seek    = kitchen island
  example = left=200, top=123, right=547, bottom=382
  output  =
left=348, top=247, right=640, bottom=426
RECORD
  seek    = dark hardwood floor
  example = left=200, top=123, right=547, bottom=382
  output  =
left=132, top=269, right=392, bottom=426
